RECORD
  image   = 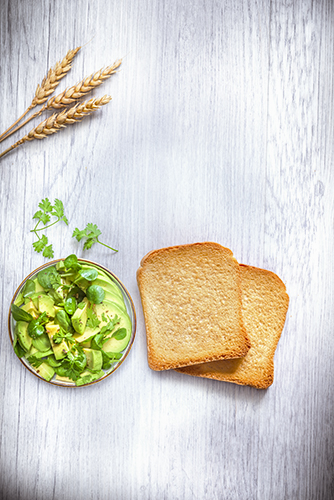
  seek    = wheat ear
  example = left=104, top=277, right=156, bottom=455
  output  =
left=0, top=95, right=111, bottom=159
left=1, top=59, right=121, bottom=141
left=0, top=46, right=81, bottom=143
left=46, top=59, right=122, bottom=108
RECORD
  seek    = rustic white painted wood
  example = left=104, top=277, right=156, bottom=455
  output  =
left=0, top=0, right=333, bottom=499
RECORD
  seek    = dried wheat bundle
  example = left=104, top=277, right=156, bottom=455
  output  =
left=0, top=46, right=81, bottom=143
left=2, top=60, right=122, bottom=139
left=0, top=96, right=111, bottom=159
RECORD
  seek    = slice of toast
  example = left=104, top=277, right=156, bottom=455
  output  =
left=136, top=242, right=251, bottom=371
left=176, top=264, right=289, bottom=388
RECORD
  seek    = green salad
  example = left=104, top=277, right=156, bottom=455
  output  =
left=11, top=255, right=133, bottom=386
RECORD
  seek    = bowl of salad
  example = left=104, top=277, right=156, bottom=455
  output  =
left=8, top=255, right=136, bottom=387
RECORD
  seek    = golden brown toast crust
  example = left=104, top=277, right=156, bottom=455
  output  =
left=176, top=264, right=289, bottom=388
left=137, top=242, right=251, bottom=371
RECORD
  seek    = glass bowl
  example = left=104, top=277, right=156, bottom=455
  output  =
left=8, top=258, right=136, bottom=387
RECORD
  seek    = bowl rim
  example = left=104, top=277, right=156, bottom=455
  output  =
left=8, top=257, right=137, bottom=388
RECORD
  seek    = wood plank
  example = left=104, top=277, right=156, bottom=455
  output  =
left=0, top=0, right=333, bottom=499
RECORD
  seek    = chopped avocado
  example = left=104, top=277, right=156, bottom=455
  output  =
left=102, top=290, right=127, bottom=311
left=38, top=294, right=56, bottom=318
left=91, top=276, right=123, bottom=298
left=14, top=292, right=24, bottom=307
left=26, top=346, right=53, bottom=359
left=45, top=323, right=70, bottom=360
left=26, top=346, right=39, bottom=358
left=15, top=321, right=32, bottom=351
left=51, top=339, right=69, bottom=360
left=55, top=374, right=73, bottom=383
left=73, top=326, right=100, bottom=344
left=33, top=277, right=45, bottom=293
left=75, top=370, right=105, bottom=386
left=35, top=362, right=55, bottom=382
left=21, top=300, right=39, bottom=319
left=71, top=298, right=89, bottom=334
left=93, top=302, right=132, bottom=353
left=45, top=322, right=58, bottom=335
left=56, top=260, right=65, bottom=272
left=83, top=348, right=103, bottom=370
left=26, top=291, right=48, bottom=309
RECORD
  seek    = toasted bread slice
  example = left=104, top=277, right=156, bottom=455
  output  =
left=176, top=264, right=289, bottom=388
left=136, top=242, right=251, bottom=371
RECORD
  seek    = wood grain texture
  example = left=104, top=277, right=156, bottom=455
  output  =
left=0, top=0, right=333, bottom=499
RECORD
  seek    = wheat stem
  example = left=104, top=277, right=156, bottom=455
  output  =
left=0, top=46, right=81, bottom=143
left=0, top=108, right=44, bottom=142
left=0, top=95, right=111, bottom=159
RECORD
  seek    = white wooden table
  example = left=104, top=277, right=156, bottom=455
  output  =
left=0, top=1, right=333, bottom=499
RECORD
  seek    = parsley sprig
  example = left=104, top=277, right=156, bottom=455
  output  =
left=31, top=198, right=68, bottom=258
left=72, top=223, right=118, bottom=252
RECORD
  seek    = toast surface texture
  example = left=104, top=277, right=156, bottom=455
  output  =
left=177, top=264, right=289, bottom=388
left=137, top=242, right=250, bottom=371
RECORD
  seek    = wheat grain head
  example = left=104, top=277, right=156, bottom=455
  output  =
left=45, top=59, right=121, bottom=109
left=0, top=95, right=111, bottom=159
left=31, top=46, right=81, bottom=108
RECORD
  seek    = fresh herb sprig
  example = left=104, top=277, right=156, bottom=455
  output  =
left=54, top=348, right=87, bottom=381
left=72, top=223, right=117, bottom=252
left=52, top=328, right=74, bottom=345
left=86, top=306, right=100, bottom=329
left=31, top=198, right=68, bottom=258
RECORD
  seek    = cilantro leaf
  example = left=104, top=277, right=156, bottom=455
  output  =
left=86, top=307, right=100, bottom=329
left=72, top=223, right=117, bottom=252
left=43, top=244, right=54, bottom=259
left=52, top=328, right=74, bottom=344
left=54, top=349, right=87, bottom=381
left=51, top=199, right=68, bottom=223
left=72, top=228, right=86, bottom=242
left=39, top=212, right=51, bottom=225
left=39, top=198, right=53, bottom=213
left=90, top=316, right=120, bottom=350
left=32, top=210, right=44, bottom=220
left=83, top=238, right=96, bottom=250
left=85, top=223, right=101, bottom=239
left=31, top=198, right=68, bottom=260
left=32, top=234, right=48, bottom=253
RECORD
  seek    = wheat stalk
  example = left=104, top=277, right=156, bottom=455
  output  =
left=46, top=59, right=122, bottom=109
left=0, top=59, right=122, bottom=141
left=0, top=46, right=81, bottom=143
left=0, top=95, right=111, bottom=159
left=31, top=46, right=81, bottom=106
